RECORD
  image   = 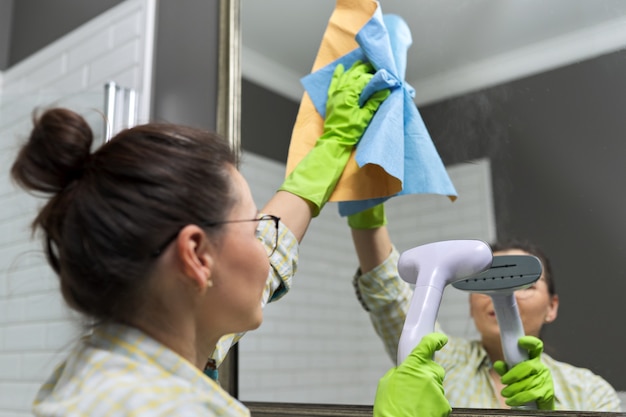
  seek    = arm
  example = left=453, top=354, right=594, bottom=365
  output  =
left=268, top=61, right=389, bottom=242
left=349, top=204, right=411, bottom=362
left=351, top=226, right=393, bottom=273
left=349, top=203, right=392, bottom=272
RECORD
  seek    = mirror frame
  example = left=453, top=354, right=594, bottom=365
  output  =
left=217, top=0, right=241, bottom=164
left=218, top=1, right=625, bottom=415
left=216, top=0, right=241, bottom=395
left=244, top=402, right=624, bottom=417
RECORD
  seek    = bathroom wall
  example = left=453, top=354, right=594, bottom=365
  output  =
left=5, top=0, right=125, bottom=67
left=0, top=1, right=156, bottom=414
left=0, top=0, right=13, bottom=70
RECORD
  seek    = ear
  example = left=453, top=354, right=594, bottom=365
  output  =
left=545, top=294, right=560, bottom=323
left=176, top=225, right=215, bottom=291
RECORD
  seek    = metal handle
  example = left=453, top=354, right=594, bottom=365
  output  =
left=104, top=81, right=138, bottom=142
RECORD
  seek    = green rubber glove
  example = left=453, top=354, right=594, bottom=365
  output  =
left=279, top=60, right=390, bottom=217
left=374, top=333, right=451, bottom=417
left=347, top=203, right=387, bottom=229
left=493, top=336, right=555, bottom=410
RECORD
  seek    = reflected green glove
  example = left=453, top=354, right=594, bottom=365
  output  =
left=493, top=336, right=555, bottom=410
left=348, top=203, right=387, bottom=229
left=374, top=333, right=451, bottom=417
left=279, top=61, right=390, bottom=217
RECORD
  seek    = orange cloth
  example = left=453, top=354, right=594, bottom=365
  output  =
left=285, top=0, right=401, bottom=202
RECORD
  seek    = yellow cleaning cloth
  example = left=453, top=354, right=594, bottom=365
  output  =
left=284, top=0, right=400, bottom=202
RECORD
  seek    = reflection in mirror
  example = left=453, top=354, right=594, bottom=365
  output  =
left=237, top=0, right=626, bottom=410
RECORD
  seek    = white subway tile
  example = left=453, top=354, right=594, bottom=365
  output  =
left=67, top=30, right=112, bottom=71
left=23, top=292, right=72, bottom=322
left=88, top=42, right=139, bottom=85
left=0, top=353, right=21, bottom=379
left=7, top=266, right=57, bottom=296
left=20, top=351, right=63, bottom=381
left=3, top=323, right=47, bottom=350
left=113, top=13, right=142, bottom=46
left=0, top=381, right=39, bottom=411
left=0, top=297, right=24, bottom=323
left=45, top=321, right=82, bottom=350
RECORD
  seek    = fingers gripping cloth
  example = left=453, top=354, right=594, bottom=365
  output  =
left=287, top=0, right=457, bottom=217
left=279, top=61, right=389, bottom=216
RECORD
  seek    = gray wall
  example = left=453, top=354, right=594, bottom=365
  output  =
left=5, top=0, right=124, bottom=67
left=151, top=0, right=219, bottom=130
left=0, top=0, right=13, bottom=70
left=241, top=79, right=297, bottom=161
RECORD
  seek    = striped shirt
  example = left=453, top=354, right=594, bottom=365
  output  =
left=33, top=219, right=299, bottom=416
left=353, top=247, right=622, bottom=412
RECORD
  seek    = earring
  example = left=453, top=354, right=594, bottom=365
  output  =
left=206, top=276, right=213, bottom=288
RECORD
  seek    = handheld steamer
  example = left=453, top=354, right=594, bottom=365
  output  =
left=396, top=240, right=493, bottom=364
left=452, top=254, right=542, bottom=409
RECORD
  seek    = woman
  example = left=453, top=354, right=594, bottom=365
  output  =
left=12, top=62, right=449, bottom=416
left=349, top=204, right=621, bottom=411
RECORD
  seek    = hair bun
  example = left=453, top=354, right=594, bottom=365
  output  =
left=11, top=108, right=94, bottom=193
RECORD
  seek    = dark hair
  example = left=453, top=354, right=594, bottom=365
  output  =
left=491, top=239, right=556, bottom=296
left=11, top=108, right=237, bottom=321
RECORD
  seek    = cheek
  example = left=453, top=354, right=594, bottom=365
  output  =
left=253, top=240, right=270, bottom=279
left=218, top=235, right=268, bottom=292
left=469, top=294, right=491, bottom=312
left=243, top=240, right=270, bottom=296
left=517, top=299, right=549, bottom=330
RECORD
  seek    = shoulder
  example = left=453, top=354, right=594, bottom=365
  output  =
left=542, top=354, right=621, bottom=411
left=543, top=353, right=612, bottom=385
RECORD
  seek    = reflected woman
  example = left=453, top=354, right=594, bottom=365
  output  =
left=348, top=203, right=621, bottom=411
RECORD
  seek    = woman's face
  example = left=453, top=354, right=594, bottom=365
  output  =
left=204, top=166, right=270, bottom=336
left=470, top=248, right=559, bottom=342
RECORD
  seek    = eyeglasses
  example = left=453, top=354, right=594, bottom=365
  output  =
left=513, top=280, right=542, bottom=300
left=151, top=214, right=280, bottom=258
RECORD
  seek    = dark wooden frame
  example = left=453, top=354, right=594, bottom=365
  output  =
left=245, top=402, right=626, bottom=417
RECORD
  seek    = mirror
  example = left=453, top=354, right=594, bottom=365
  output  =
left=235, top=0, right=626, bottom=411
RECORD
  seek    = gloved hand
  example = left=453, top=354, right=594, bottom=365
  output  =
left=493, top=335, right=555, bottom=410
left=373, top=333, right=451, bottom=417
left=279, top=60, right=390, bottom=216
left=347, top=203, right=387, bottom=229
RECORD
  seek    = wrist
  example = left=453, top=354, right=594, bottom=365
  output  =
left=279, top=140, right=353, bottom=216
left=348, top=204, right=387, bottom=229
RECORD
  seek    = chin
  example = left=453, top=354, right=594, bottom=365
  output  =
left=249, top=310, right=263, bottom=330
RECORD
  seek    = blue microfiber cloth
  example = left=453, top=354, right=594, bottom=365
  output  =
left=301, top=8, right=457, bottom=216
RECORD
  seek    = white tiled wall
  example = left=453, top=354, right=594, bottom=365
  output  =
left=238, top=153, right=496, bottom=404
left=0, top=1, right=156, bottom=415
